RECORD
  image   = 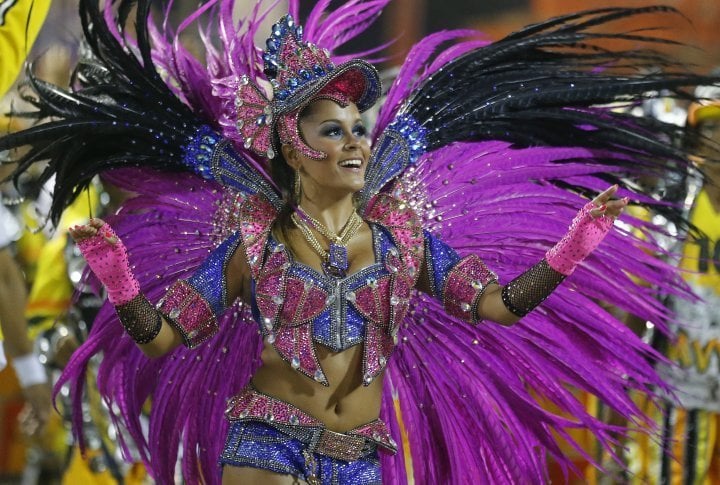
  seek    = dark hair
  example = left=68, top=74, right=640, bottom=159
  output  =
left=269, top=102, right=320, bottom=234
left=269, top=130, right=296, bottom=236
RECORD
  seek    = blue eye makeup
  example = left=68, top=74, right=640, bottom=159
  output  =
left=320, top=124, right=342, bottom=137
left=317, top=120, right=366, bottom=139
left=353, top=123, right=367, bottom=137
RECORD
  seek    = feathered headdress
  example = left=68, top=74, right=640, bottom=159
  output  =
left=235, top=14, right=381, bottom=159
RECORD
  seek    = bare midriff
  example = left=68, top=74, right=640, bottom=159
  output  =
left=251, top=341, right=384, bottom=432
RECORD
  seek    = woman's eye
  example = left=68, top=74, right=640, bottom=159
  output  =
left=354, top=125, right=367, bottom=137
left=322, top=126, right=342, bottom=137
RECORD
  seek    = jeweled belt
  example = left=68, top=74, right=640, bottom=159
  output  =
left=225, top=386, right=397, bottom=461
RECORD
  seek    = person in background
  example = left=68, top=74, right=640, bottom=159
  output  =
left=1, top=0, right=52, bottom=387
left=625, top=77, right=720, bottom=484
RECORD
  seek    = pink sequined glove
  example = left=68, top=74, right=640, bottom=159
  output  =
left=72, top=220, right=140, bottom=305
left=545, top=187, right=628, bottom=276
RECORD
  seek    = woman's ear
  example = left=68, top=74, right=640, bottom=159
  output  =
left=282, top=144, right=300, bottom=170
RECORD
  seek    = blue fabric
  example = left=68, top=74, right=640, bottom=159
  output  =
left=220, top=421, right=381, bottom=484
left=423, top=230, right=461, bottom=298
left=187, top=232, right=242, bottom=315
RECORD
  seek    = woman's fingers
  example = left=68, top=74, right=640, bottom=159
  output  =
left=604, top=197, right=630, bottom=218
left=69, top=218, right=115, bottom=245
left=591, top=184, right=619, bottom=207
left=69, top=224, right=96, bottom=241
left=88, top=217, right=105, bottom=229
left=589, top=191, right=630, bottom=219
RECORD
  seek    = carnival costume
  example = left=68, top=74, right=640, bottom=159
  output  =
left=2, top=1, right=720, bottom=483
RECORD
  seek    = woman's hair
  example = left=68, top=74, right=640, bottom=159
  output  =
left=270, top=102, right=317, bottom=239
left=270, top=130, right=296, bottom=237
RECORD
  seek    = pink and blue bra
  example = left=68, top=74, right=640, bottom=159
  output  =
left=157, top=191, right=498, bottom=386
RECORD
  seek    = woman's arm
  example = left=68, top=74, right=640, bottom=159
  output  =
left=417, top=185, right=628, bottom=326
left=70, top=218, right=250, bottom=357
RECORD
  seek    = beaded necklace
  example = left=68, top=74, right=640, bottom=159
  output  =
left=291, top=208, right=363, bottom=277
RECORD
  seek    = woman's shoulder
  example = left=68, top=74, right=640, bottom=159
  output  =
left=363, top=191, right=424, bottom=276
left=362, top=191, right=422, bottom=231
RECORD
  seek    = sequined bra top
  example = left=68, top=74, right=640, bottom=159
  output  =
left=251, top=222, right=412, bottom=386
left=157, top=192, right=498, bottom=387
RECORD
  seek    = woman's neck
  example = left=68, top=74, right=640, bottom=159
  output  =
left=297, top=194, right=356, bottom=234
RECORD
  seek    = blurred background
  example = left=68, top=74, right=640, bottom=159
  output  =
left=1, top=0, right=719, bottom=484
left=383, top=0, right=720, bottom=73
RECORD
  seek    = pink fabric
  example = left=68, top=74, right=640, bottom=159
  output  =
left=236, top=194, right=277, bottom=278
left=234, top=77, right=273, bottom=158
left=364, top=194, right=424, bottom=279
left=75, top=223, right=140, bottom=305
left=443, top=255, right=498, bottom=323
left=157, top=281, right=219, bottom=348
left=545, top=201, right=615, bottom=276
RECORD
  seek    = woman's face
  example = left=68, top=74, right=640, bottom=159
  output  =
left=284, top=99, right=370, bottom=198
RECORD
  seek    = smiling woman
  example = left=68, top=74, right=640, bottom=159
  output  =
left=289, top=101, right=370, bottom=206
left=2, top=1, right=720, bottom=484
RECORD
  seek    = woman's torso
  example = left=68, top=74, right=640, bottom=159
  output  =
left=248, top=219, right=408, bottom=431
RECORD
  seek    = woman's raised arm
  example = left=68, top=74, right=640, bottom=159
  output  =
left=69, top=218, right=251, bottom=357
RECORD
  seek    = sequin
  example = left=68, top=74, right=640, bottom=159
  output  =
left=250, top=213, right=419, bottom=387
left=158, top=281, right=219, bottom=348
left=443, top=255, right=498, bottom=324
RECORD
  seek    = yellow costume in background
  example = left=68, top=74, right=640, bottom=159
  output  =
left=626, top=189, right=720, bottom=485
left=25, top=187, right=147, bottom=484
left=0, top=0, right=51, bottom=98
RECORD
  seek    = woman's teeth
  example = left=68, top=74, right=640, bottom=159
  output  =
left=339, top=159, right=362, bottom=168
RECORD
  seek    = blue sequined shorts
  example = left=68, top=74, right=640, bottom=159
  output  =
left=220, top=421, right=382, bottom=484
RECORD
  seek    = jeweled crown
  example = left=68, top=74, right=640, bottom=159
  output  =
left=263, top=15, right=336, bottom=112
left=233, top=14, right=381, bottom=160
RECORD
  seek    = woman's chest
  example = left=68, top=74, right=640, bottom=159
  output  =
left=251, top=223, right=413, bottom=351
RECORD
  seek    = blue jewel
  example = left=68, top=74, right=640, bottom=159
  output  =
left=299, top=69, right=312, bottom=80
left=288, top=78, right=298, bottom=88
left=313, top=65, right=325, bottom=76
left=276, top=90, right=289, bottom=100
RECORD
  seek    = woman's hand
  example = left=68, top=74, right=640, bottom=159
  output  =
left=69, top=217, right=117, bottom=245
left=588, top=184, right=629, bottom=220
left=69, top=218, right=140, bottom=305
left=546, top=184, right=629, bottom=276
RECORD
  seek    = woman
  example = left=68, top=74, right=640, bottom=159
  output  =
left=68, top=94, right=626, bottom=483
left=2, top=1, right=717, bottom=483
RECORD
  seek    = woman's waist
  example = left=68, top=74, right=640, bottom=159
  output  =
left=224, top=384, right=396, bottom=459
left=248, top=359, right=383, bottom=430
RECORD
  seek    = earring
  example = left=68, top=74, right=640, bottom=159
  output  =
left=294, top=169, right=302, bottom=203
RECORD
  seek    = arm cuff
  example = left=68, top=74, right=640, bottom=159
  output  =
left=443, top=255, right=498, bottom=324
left=157, top=281, right=219, bottom=348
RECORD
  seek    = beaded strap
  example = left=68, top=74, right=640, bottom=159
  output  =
left=443, top=255, right=498, bottom=323
left=157, top=280, right=219, bottom=348
left=115, top=293, right=162, bottom=344
left=501, top=259, right=566, bottom=317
